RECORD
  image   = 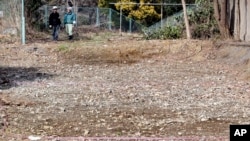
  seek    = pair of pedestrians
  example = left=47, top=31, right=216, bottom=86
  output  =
left=49, top=6, right=76, bottom=41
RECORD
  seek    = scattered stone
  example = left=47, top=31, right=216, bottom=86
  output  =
left=1, top=39, right=250, bottom=138
left=44, top=125, right=53, bottom=130
left=28, top=135, right=42, bottom=141
left=84, top=129, right=90, bottom=135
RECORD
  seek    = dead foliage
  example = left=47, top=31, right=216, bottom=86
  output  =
left=0, top=94, right=38, bottom=107
left=0, top=34, right=16, bottom=44
left=57, top=38, right=211, bottom=66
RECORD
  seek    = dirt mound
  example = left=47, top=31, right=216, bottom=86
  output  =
left=213, top=41, right=250, bottom=80
left=57, top=38, right=212, bottom=65
left=56, top=37, right=250, bottom=80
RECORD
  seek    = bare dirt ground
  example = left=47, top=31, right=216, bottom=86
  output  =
left=1, top=32, right=250, bottom=141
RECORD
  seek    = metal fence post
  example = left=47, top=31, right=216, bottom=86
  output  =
left=45, top=5, right=48, bottom=28
left=161, top=1, right=163, bottom=29
left=108, top=8, right=112, bottom=30
left=119, top=6, right=122, bottom=35
left=129, top=18, right=132, bottom=33
left=21, top=0, right=25, bottom=44
left=95, top=7, right=100, bottom=27
left=75, top=5, right=78, bottom=26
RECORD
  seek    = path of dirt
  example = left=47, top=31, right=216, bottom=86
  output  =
left=0, top=35, right=250, bottom=140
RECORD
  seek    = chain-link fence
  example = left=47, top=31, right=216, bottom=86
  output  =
left=0, top=2, right=5, bottom=33
left=0, top=0, right=21, bottom=35
left=37, top=5, right=146, bottom=33
left=147, top=5, right=197, bottom=34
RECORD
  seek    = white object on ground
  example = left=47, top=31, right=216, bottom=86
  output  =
left=28, top=135, right=42, bottom=141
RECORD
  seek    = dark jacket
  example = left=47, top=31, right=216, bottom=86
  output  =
left=49, top=12, right=61, bottom=26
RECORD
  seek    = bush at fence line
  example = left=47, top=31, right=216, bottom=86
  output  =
left=143, top=25, right=182, bottom=40
left=192, top=23, right=220, bottom=39
left=188, top=0, right=219, bottom=39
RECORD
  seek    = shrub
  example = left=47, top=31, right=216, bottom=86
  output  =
left=143, top=25, right=182, bottom=40
left=188, top=0, right=219, bottom=39
left=192, top=23, right=220, bottom=39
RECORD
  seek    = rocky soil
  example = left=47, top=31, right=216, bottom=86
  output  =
left=0, top=34, right=250, bottom=141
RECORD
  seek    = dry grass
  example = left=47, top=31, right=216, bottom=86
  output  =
left=0, top=1, right=21, bottom=36
left=55, top=32, right=210, bottom=66
left=54, top=34, right=250, bottom=81
left=57, top=41, right=165, bottom=65
left=0, top=34, right=17, bottom=44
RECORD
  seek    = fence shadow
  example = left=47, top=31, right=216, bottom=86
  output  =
left=0, top=66, right=54, bottom=90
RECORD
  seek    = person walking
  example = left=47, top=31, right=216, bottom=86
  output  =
left=64, top=7, right=76, bottom=40
left=49, top=6, right=61, bottom=41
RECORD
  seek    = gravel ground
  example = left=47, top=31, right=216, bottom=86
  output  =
left=0, top=36, right=250, bottom=140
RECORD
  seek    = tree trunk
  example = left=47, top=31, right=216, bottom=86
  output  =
left=220, top=0, right=227, bottom=27
left=234, top=0, right=240, bottom=40
left=213, top=0, right=230, bottom=38
left=228, top=0, right=234, bottom=35
left=245, top=1, right=250, bottom=41
left=239, top=0, right=247, bottom=40
left=214, top=0, right=250, bottom=41
left=181, top=0, right=191, bottom=39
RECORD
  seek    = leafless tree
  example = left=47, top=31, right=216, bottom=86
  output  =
left=181, top=0, right=191, bottom=39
